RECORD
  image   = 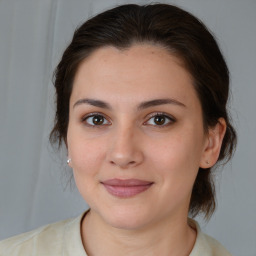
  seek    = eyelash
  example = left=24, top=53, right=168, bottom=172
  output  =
left=144, top=112, right=176, bottom=128
left=81, top=112, right=176, bottom=128
left=81, top=112, right=110, bottom=128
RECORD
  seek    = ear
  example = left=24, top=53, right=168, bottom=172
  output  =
left=200, top=118, right=227, bottom=168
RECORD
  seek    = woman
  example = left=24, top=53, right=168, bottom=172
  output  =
left=0, top=3, right=236, bottom=255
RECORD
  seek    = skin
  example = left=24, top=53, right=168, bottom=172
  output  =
left=67, top=44, right=226, bottom=256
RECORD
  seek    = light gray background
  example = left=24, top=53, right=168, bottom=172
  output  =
left=0, top=0, right=255, bottom=255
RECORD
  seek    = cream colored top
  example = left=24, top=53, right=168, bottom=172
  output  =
left=0, top=212, right=232, bottom=256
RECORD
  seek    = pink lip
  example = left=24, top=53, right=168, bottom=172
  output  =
left=101, top=179, right=154, bottom=198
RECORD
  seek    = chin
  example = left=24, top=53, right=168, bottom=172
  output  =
left=100, top=205, right=155, bottom=230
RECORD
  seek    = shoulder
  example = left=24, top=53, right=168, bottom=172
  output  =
left=189, top=219, right=232, bottom=256
left=203, top=233, right=232, bottom=255
left=0, top=213, right=86, bottom=256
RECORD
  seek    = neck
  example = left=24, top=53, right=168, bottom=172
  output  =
left=81, top=210, right=196, bottom=256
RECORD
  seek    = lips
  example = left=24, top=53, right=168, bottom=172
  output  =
left=101, top=179, right=153, bottom=198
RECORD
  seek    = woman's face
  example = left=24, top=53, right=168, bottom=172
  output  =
left=67, top=44, right=210, bottom=230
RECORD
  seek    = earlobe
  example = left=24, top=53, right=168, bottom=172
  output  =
left=200, top=118, right=227, bottom=169
left=67, top=157, right=72, bottom=167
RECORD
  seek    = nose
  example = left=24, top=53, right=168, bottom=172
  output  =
left=106, top=125, right=144, bottom=169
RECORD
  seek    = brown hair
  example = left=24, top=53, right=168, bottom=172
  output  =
left=50, top=4, right=237, bottom=219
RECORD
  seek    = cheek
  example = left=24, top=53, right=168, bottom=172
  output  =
left=149, top=130, right=203, bottom=167
left=68, top=137, right=106, bottom=202
left=147, top=129, right=204, bottom=186
left=151, top=140, right=200, bottom=209
left=67, top=129, right=107, bottom=177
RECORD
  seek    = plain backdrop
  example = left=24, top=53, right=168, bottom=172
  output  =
left=0, top=0, right=255, bottom=255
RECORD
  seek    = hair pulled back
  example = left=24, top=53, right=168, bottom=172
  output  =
left=50, top=4, right=237, bottom=219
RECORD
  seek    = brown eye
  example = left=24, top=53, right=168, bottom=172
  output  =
left=145, top=113, right=175, bottom=127
left=83, top=114, right=110, bottom=126
left=154, top=115, right=166, bottom=125
left=92, top=115, right=104, bottom=125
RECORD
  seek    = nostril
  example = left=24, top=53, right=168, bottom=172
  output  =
left=109, top=160, right=137, bottom=168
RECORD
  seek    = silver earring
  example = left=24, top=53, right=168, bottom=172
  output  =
left=67, top=158, right=71, bottom=164
left=206, top=160, right=210, bottom=164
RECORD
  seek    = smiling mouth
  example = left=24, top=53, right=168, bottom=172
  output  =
left=101, top=179, right=154, bottom=198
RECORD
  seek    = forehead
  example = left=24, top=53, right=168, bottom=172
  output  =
left=75, top=44, right=188, bottom=79
left=71, top=44, right=198, bottom=108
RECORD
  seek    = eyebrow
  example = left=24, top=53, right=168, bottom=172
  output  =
left=73, top=98, right=112, bottom=109
left=137, top=98, right=186, bottom=110
left=73, top=98, right=186, bottom=110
